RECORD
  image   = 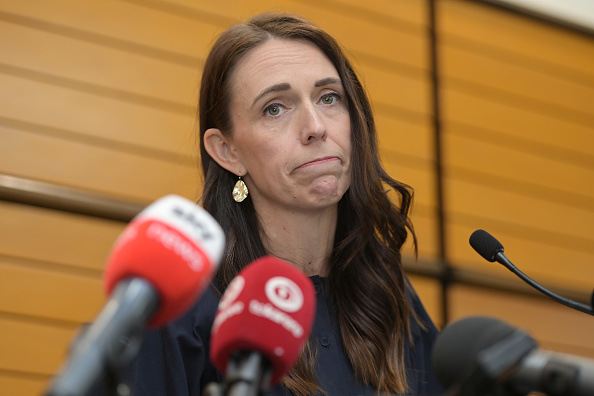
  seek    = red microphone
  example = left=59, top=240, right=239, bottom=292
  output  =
left=210, top=256, right=316, bottom=396
left=45, top=195, right=225, bottom=396
left=103, top=194, right=225, bottom=326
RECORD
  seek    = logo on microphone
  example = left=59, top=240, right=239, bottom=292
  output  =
left=213, top=276, right=246, bottom=332
left=145, top=222, right=205, bottom=272
left=219, top=276, right=245, bottom=310
left=265, top=277, right=303, bottom=313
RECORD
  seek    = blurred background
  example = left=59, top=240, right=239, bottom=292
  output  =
left=1, top=0, right=593, bottom=394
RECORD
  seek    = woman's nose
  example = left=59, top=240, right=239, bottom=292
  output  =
left=300, top=104, right=327, bottom=144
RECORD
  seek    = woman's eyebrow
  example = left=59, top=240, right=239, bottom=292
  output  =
left=315, top=77, right=342, bottom=87
left=252, top=82, right=291, bottom=108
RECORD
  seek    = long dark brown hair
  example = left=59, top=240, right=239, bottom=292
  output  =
left=198, top=13, right=418, bottom=395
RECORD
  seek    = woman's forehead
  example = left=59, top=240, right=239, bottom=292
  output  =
left=229, top=39, right=340, bottom=97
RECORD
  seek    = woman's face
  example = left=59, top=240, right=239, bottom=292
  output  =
left=226, top=38, right=352, bottom=213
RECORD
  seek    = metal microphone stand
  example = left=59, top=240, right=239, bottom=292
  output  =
left=204, top=351, right=272, bottom=396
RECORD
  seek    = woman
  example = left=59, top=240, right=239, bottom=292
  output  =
left=132, top=13, right=443, bottom=396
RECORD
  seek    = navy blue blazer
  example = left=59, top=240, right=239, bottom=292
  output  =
left=129, top=276, right=444, bottom=395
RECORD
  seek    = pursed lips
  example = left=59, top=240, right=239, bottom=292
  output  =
left=295, top=156, right=339, bottom=170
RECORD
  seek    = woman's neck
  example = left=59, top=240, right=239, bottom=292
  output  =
left=255, top=205, right=337, bottom=277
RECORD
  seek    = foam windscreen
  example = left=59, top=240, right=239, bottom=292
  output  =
left=210, top=256, right=316, bottom=385
left=103, top=195, right=225, bottom=327
left=431, top=316, right=518, bottom=389
left=469, top=229, right=504, bottom=262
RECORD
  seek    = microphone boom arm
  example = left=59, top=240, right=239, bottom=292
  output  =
left=469, top=229, right=594, bottom=317
left=494, top=252, right=594, bottom=316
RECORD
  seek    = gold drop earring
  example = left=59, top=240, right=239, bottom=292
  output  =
left=232, top=172, right=248, bottom=203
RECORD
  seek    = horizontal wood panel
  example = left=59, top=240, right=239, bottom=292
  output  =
left=382, top=160, right=435, bottom=209
left=448, top=284, right=594, bottom=359
left=407, top=275, right=443, bottom=328
left=403, top=213, right=439, bottom=261
left=0, top=73, right=197, bottom=157
left=0, top=126, right=202, bottom=203
left=446, top=221, right=594, bottom=295
left=443, top=78, right=594, bottom=131
left=439, top=0, right=594, bottom=79
left=166, top=0, right=427, bottom=28
left=441, top=89, right=594, bottom=157
left=360, top=65, right=429, bottom=116
left=444, top=133, right=594, bottom=200
left=382, top=156, right=438, bottom=259
left=376, top=115, right=433, bottom=162
left=1, top=0, right=426, bottom=70
left=309, top=0, right=427, bottom=27
left=0, top=259, right=104, bottom=323
left=441, top=44, right=594, bottom=117
left=239, top=0, right=427, bottom=70
left=0, top=0, right=228, bottom=63
left=0, top=201, right=124, bottom=271
left=0, top=21, right=200, bottom=109
left=0, top=373, right=48, bottom=396
left=445, top=178, right=594, bottom=248
left=135, top=0, right=242, bottom=21
left=0, top=316, right=78, bottom=375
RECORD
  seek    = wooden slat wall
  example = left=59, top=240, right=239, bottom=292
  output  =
left=0, top=201, right=125, bottom=393
left=439, top=0, right=594, bottom=354
left=1, top=0, right=593, bottom=394
left=449, top=284, right=594, bottom=357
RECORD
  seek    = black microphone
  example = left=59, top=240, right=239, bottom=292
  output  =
left=469, top=229, right=594, bottom=316
left=432, top=316, right=594, bottom=396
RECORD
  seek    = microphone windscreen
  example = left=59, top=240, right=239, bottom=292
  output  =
left=469, top=229, right=504, bottom=262
left=431, top=316, right=517, bottom=389
left=210, top=256, right=316, bottom=385
left=103, top=195, right=225, bottom=327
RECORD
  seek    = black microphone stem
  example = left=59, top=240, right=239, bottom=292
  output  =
left=225, top=351, right=272, bottom=396
left=46, top=278, right=159, bottom=396
left=495, top=252, right=594, bottom=316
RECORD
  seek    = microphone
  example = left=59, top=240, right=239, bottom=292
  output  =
left=45, top=195, right=225, bottom=396
left=432, top=316, right=594, bottom=396
left=209, top=256, right=316, bottom=396
left=469, top=229, right=594, bottom=316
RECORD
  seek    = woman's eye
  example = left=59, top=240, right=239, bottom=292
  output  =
left=265, top=104, right=281, bottom=116
left=321, top=93, right=339, bottom=105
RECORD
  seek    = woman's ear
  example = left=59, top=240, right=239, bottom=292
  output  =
left=203, top=128, right=244, bottom=174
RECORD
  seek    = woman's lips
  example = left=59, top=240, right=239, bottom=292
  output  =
left=296, top=156, right=339, bottom=169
